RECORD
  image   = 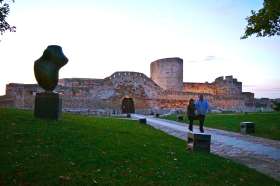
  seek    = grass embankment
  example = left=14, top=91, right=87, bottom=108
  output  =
left=0, top=108, right=279, bottom=185
left=162, top=112, right=280, bottom=140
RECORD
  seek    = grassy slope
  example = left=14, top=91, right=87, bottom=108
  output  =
left=0, top=109, right=279, bottom=186
left=162, top=112, right=280, bottom=140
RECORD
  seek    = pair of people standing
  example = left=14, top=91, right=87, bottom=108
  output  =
left=187, top=94, right=209, bottom=133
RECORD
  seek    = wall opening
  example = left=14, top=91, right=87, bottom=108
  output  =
left=121, top=98, right=135, bottom=113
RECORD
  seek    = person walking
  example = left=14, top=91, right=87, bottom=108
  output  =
left=195, top=94, right=209, bottom=133
left=187, top=98, right=196, bottom=131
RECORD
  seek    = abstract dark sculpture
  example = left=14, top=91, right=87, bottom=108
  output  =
left=34, top=45, right=68, bottom=120
left=34, top=45, right=68, bottom=91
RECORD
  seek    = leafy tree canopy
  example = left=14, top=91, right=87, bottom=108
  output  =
left=0, top=0, right=16, bottom=36
left=242, top=0, right=280, bottom=39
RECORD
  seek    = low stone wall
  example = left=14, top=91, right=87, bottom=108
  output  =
left=0, top=95, right=15, bottom=108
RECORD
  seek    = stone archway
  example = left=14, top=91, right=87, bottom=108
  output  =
left=121, top=98, right=135, bottom=113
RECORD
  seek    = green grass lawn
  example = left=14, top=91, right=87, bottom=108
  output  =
left=0, top=108, right=279, bottom=186
left=161, top=112, right=280, bottom=141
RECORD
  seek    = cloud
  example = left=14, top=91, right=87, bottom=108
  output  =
left=204, top=55, right=216, bottom=61
left=243, top=84, right=280, bottom=92
left=186, top=55, right=219, bottom=63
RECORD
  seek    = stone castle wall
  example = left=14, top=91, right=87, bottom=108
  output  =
left=183, top=76, right=242, bottom=97
left=0, top=77, right=262, bottom=113
left=183, top=83, right=216, bottom=95
left=214, top=76, right=242, bottom=96
left=4, top=83, right=42, bottom=109
left=0, top=95, right=14, bottom=108
left=6, top=71, right=164, bottom=112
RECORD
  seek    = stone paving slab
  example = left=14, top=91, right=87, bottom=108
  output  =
left=131, top=114, right=280, bottom=181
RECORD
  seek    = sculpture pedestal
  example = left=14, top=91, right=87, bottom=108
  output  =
left=34, top=92, right=62, bottom=120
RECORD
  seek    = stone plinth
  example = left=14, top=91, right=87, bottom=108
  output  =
left=139, top=118, right=147, bottom=124
left=34, top=92, right=62, bottom=120
left=240, top=122, right=255, bottom=134
left=187, top=132, right=211, bottom=153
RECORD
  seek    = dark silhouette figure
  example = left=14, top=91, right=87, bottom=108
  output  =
left=187, top=98, right=196, bottom=131
left=33, top=45, right=68, bottom=120
left=34, top=45, right=68, bottom=91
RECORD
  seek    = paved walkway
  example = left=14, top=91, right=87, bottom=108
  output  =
left=131, top=114, right=280, bottom=181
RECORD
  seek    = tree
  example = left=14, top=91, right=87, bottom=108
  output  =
left=0, top=0, right=16, bottom=36
left=241, top=0, right=280, bottom=39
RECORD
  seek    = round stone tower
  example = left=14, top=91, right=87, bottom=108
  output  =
left=150, top=57, right=183, bottom=91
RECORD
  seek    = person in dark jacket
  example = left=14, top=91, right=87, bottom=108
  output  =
left=187, top=98, right=196, bottom=131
